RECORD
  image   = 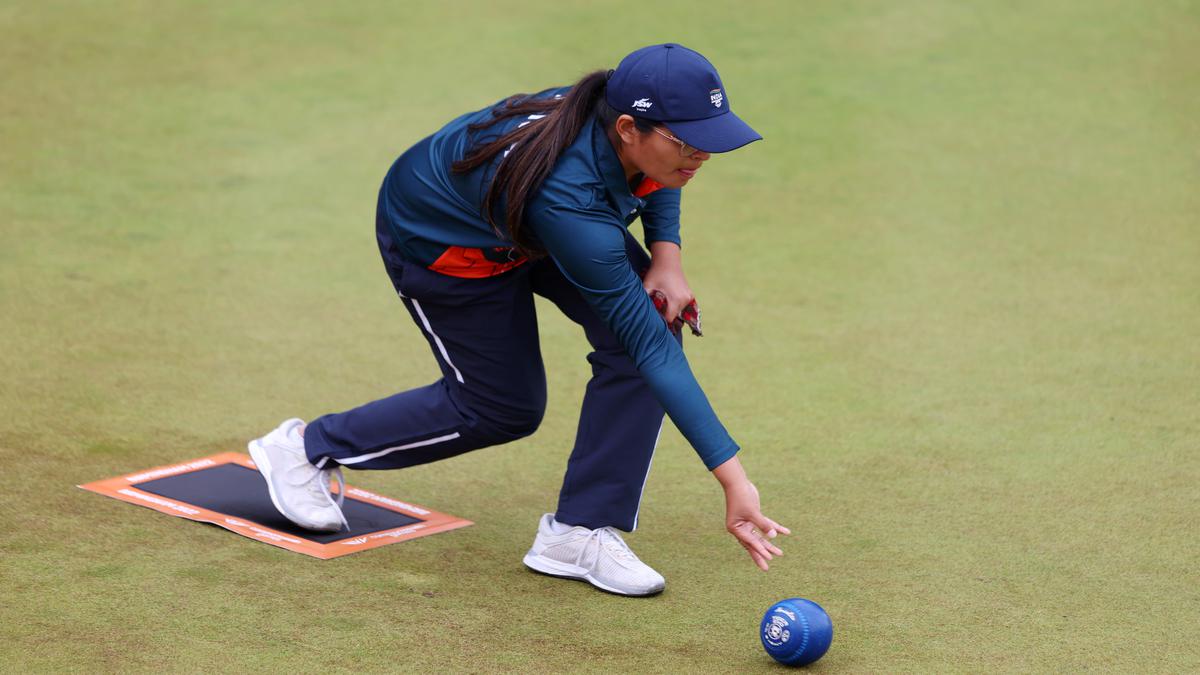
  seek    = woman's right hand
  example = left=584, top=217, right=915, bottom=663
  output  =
left=712, top=456, right=791, bottom=571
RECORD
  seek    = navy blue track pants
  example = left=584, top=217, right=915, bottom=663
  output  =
left=303, top=226, right=680, bottom=532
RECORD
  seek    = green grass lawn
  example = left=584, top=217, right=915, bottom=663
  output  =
left=2, top=1, right=1198, bottom=671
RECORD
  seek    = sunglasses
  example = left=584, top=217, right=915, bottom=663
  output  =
left=653, top=126, right=700, bottom=157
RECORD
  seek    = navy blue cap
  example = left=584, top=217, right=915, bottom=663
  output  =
left=606, top=43, right=762, bottom=153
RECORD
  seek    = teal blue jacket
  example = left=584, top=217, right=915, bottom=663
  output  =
left=378, top=88, right=738, bottom=470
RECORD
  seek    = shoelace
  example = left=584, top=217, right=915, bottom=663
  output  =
left=574, top=527, right=639, bottom=568
left=289, top=463, right=349, bottom=531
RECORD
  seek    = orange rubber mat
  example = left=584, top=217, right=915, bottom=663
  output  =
left=79, top=452, right=472, bottom=559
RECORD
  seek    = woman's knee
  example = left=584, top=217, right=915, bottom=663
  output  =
left=456, top=383, right=547, bottom=442
left=473, top=405, right=545, bottom=442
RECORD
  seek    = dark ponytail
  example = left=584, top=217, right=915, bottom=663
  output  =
left=451, top=70, right=612, bottom=258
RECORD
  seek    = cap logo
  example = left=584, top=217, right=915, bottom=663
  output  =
left=632, top=98, right=653, bottom=112
left=710, top=88, right=724, bottom=108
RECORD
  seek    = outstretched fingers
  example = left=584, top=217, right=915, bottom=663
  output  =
left=733, top=523, right=782, bottom=571
left=756, top=515, right=792, bottom=540
left=739, top=538, right=770, bottom=571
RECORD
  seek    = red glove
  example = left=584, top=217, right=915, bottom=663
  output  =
left=650, top=290, right=703, bottom=337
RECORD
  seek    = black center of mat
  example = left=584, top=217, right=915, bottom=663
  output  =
left=134, top=464, right=421, bottom=543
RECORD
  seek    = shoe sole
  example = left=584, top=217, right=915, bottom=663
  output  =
left=248, top=439, right=343, bottom=533
left=522, top=552, right=664, bottom=597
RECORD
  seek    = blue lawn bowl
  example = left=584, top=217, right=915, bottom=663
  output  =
left=760, top=598, right=833, bottom=666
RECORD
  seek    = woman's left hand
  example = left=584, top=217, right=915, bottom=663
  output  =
left=642, top=243, right=694, bottom=325
left=723, top=478, right=789, bottom=571
left=712, top=456, right=791, bottom=572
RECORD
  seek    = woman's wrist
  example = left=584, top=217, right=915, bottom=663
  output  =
left=648, top=241, right=683, bottom=270
left=711, top=455, right=749, bottom=489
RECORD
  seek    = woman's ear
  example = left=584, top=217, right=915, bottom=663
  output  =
left=615, top=114, right=639, bottom=146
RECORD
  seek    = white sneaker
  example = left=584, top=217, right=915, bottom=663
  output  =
left=248, top=418, right=348, bottom=532
left=522, top=513, right=665, bottom=596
